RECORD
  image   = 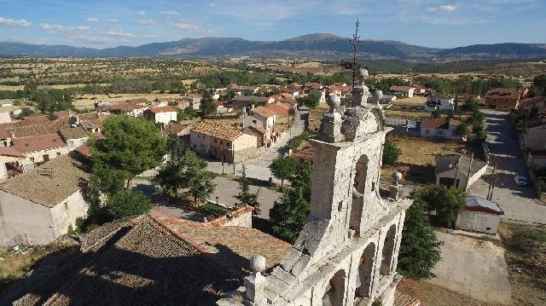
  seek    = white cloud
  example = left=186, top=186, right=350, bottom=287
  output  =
left=40, top=23, right=90, bottom=33
left=428, top=4, right=458, bottom=13
left=160, top=10, right=180, bottom=16
left=105, top=30, right=135, bottom=38
left=0, top=17, right=31, bottom=28
left=137, top=10, right=146, bottom=16
left=174, top=21, right=200, bottom=31
left=107, top=18, right=119, bottom=23
left=137, top=19, right=156, bottom=25
left=87, top=17, right=99, bottom=23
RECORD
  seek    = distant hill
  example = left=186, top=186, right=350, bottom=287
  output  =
left=1, top=33, right=545, bottom=61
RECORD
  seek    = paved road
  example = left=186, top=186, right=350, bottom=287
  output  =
left=468, top=110, right=546, bottom=225
left=207, top=109, right=306, bottom=183
left=427, top=231, right=512, bottom=305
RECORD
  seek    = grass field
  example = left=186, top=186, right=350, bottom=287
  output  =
left=388, top=134, right=464, bottom=166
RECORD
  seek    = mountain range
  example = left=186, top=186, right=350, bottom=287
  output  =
left=1, top=33, right=545, bottom=61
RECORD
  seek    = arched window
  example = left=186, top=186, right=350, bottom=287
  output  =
left=380, top=225, right=397, bottom=275
left=355, top=243, right=376, bottom=299
left=322, top=270, right=346, bottom=306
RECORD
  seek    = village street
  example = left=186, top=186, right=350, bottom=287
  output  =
left=469, top=110, right=546, bottom=225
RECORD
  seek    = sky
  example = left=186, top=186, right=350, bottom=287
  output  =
left=0, top=0, right=545, bottom=49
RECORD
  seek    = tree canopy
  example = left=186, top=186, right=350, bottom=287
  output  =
left=398, top=200, right=442, bottom=279
left=270, top=157, right=298, bottom=189
left=199, top=90, right=217, bottom=115
left=107, top=190, right=152, bottom=219
left=92, top=115, right=167, bottom=188
left=382, top=142, right=401, bottom=166
left=413, top=185, right=466, bottom=228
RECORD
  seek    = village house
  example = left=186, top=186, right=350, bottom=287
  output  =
left=145, top=106, right=178, bottom=125
left=98, top=98, right=150, bottom=117
left=228, top=96, right=274, bottom=111
left=484, top=88, right=527, bottom=111
left=420, top=117, right=462, bottom=139
left=413, top=85, right=427, bottom=96
left=228, top=84, right=259, bottom=96
left=0, top=155, right=89, bottom=247
left=180, top=93, right=203, bottom=110
left=249, top=106, right=278, bottom=147
left=456, top=196, right=504, bottom=235
left=58, top=126, right=89, bottom=149
left=368, top=90, right=397, bottom=106
left=390, top=85, right=416, bottom=98
left=435, top=154, right=488, bottom=190
left=190, top=120, right=258, bottom=163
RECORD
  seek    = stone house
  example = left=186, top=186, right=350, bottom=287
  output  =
left=456, top=196, right=504, bottom=235
left=219, top=71, right=412, bottom=306
left=435, top=154, right=488, bottom=191
left=145, top=106, right=178, bottom=125
left=0, top=155, right=89, bottom=246
left=190, top=120, right=258, bottom=163
left=390, top=85, right=415, bottom=98
left=250, top=106, right=278, bottom=146
left=58, top=126, right=89, bottom=149
left=420, top=117, right=461, bottom=139
left=228, top=96, right=274, bottom=111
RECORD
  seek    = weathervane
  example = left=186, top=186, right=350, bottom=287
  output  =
left=351, top=19, right=360, bottom=89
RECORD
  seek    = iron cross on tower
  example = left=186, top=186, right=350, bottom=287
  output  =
left=351, top=19, right=360, bottom=88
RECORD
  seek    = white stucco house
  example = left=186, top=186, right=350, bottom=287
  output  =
left=456, top=196, right=504, bottom=235
left=59, top=126, right=89, bottom=149
left=0, top=155, right=89, bottom=246
left=145, top=106, right=178, bottom=125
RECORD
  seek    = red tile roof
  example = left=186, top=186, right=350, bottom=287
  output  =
left=12, top=133, right=66, bottom=153
left=191, top=120, right=242, bottom=141
left=253, top=106, right=277, bottom=118
left=148, top=106, right=178, bottom=114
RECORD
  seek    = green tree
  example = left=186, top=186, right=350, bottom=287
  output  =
left=236, top=166, right=258, bottom=207
left=297, top=90, right=321, bottom=109
left=177, top=107, right=199, bottom=121
left=155, top=150, right=215, bottom=204
left=199, top=90, right=217, bottom=115
left=382, top=142, right=401, bottom=166
left=269, top=160, right=311, bottom=242
left=455, top=122, right=470, bottom=137
left=270, top=157, right=298, bottom=189
left=107, top=190, right=152, bottom=219
left=33, top=89, right=73, bottom=114
left=461, top=98, right=480, bottom=113
left=398, top=201, right=442, bottom=279
left=413, top=185, right=466, bottom=228
left=92, top=115, right=167, bottom=189
left=270, top=187, right=310, bottom=243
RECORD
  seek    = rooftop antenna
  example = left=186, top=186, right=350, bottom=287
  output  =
left=351, top=19, right=360, bottom=89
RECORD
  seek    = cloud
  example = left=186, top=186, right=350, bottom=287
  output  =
left=137, top=19, right=156, bottom=25
left=0, top=17, right=31, bottom=28
left=428, top=4, right=458, bottom=13
left=137, top=10, right=146, bottom=16
left=40, top=23, right=90, bottom=33
left=107, top=18, right=119, bottom=23
left=175, top=21, right=200, bottom=31
left=105, top=30, right=135, bottom=38
left=160, top=10, right=180, bottom=16
left=87, top=17, right=99, bottom=23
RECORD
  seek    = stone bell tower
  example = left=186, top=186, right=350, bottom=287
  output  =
left=218, top=20, right=412, bottom=306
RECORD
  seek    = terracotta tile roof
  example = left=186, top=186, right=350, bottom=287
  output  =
left=0, top=146, right=25, bottom=158
left=58, top=127, right=89, bottom=140
left=191, top=119, right=242, bottom=141
left=12, top=133, right=66, bottom=153
left=0, top=116, right=70, bottom=139
left=263, top=103, right=291, bottom=117
left=44, top=215, right=239, bottom=306
left=253, top=106, right=277, bottom=118
left=148, top=106, right=178, bottom=114
left=0, top=155, right=89, bottom=207
left=421, top=118, right=460, bottom=129
left=150, top=209, right=291, bottom=269
left=390, top=85, right=414, bottom=92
